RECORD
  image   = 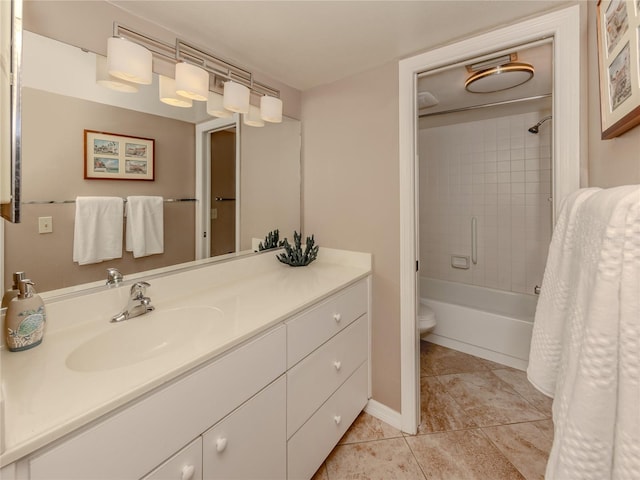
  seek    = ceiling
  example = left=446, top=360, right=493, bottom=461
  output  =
left=107, top=1, right=572, bottom=91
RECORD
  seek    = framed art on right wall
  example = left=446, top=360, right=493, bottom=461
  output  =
left=596, top=0, right=640, bottom=139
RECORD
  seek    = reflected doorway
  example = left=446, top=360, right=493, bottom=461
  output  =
left=210, top=127, right=237, bottom=256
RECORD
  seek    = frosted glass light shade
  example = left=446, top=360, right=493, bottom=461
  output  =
left=260, top=95, right=283, bottom=123
left=107, top=37, right=152, bottom=85
left=96, top=55, right=138, bottom=92
left=159, top=75, right=193, bottom=108
left=243, top=105, right=264, bottom=127
left=223, top=81, right=250, bottom=113
left=207, top=92, right=232, bottom=118
left=175, top=62, right=209, bottom=101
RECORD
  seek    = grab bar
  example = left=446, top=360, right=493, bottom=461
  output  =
left=471, top=217, right=477, bottom=265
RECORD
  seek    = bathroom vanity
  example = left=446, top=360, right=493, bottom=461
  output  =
left=0, top=248, right=371, bottom=480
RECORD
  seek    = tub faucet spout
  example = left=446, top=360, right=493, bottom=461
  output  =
left=111, top=281, right=155, bottom=323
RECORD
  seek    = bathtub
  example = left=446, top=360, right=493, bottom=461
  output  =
left=420, top=277, right=538, bottom=370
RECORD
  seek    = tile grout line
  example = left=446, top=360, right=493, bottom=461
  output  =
left=402, top=434, right=430, bottom=480
left=476, top=427, right=531, bottom=480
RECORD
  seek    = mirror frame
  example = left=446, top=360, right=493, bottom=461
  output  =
left=0, top=0, right=22, bottom=223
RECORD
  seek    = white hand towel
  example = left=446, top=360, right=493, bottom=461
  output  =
left=73, top=196, right=124, bottom=265
left=125, top=196, right=164, bottom=258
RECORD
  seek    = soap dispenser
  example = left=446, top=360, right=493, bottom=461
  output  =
left=1, top=271, right=26, bottom=310
left=5, top=279, right=47, bottom=352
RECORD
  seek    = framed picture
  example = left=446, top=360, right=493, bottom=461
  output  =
left=596, top=0, right=640, bottom=139
left=84, top=130, right=155, bottom=180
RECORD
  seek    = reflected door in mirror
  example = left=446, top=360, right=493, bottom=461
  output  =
left=210, top=128, right=236, bottom=257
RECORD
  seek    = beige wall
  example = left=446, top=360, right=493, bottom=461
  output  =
left=301, top=3, right=640, bottom=415
left=301, top=62, right=401, bottom=411
left=587, top=1, right=640, bottom=187
left=4, top=88, right=195, bottom=292
left=240, top=118, right=301, bottom=250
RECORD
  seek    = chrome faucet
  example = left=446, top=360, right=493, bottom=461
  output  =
left=111, top=281, right=155, bottom=323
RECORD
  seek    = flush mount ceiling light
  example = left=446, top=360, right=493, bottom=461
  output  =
left=107, top=36, right=152, bottom=85
left=175, top=62, right=209, bottom=101
left=159, top=75, right=193, bottom=108
left=243, top=105, right=265, bottom=127
left=260, top=95, right=283, bottom=123
left=465, top=62, right=534, bottom=93
left=96, top=55, right=138, bottom=92
left=207, top=92, right=232, bottom=118
left=223, top=81, right=250, bottom=114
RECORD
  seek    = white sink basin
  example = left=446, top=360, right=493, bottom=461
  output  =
left=66, top=306, right=224, bottom=372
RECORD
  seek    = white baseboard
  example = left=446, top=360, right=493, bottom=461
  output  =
left=364, top=399, right=403, bottom=431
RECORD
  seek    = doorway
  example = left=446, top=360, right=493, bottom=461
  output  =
left=398, top=6, right=582, bottom=434
left=195, top=115, right=240, bottom=260
left=209, top=127, right=237, bottom=257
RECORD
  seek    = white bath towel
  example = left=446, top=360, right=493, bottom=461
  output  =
left=73, top=196, right=124, bottom=265
left=125, top=196, right=164, bottom=258
left=527, top=185, right=640, bottom=480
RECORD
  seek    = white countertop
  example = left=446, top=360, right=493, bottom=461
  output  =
left=0, top=248, right=371, bottom=466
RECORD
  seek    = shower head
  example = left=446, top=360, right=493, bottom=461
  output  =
left=528, top=115, right=552, bottom=134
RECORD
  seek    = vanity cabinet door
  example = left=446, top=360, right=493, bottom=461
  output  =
left=202, top=376, right=286, bottom=480
left=141, top=438, right=202, bottom=480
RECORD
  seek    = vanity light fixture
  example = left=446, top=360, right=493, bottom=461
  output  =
left=243, top=105, right=265, bottom=127
left=107, top=36, right=152, bottom=85
left=223, top=80, right=250, bottom=113
left=175, top=62, right=209, bottom=101
left=159, top=75, right=193, bottom=108
left=96, top=55, right=138, bottom=93
left=260, top=95, right=283, bottom=123
left=99, top=23, right=283, bottom=123
left=207, top=92, right=233, bottom=118
left=465, top=62, right=534, bottom=93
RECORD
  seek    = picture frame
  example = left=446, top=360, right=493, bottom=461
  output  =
left=84, top=130, right=155, bottom=180
left=596, top=0, right=640, bottom=139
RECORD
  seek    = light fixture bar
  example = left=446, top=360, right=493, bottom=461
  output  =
left=112, top=22, right=280, bottom=99
left=113, top=23, right=175, bottom=63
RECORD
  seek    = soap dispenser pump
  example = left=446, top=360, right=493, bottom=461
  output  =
left=2, top=271, right=26, bottom=310
left=5, top=279, right=47, bottom=352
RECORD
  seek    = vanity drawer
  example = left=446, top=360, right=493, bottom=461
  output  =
left=29, top=325, right=286, bottom=480
left=141, top=437, right=202, bottom=480
left=287, top=362, right=368, bottom=480
left=202, top=376, right=286, bottom=480
left=287, top=279, right=368, bottom=368
left=287, top=315, right=368, bottom=438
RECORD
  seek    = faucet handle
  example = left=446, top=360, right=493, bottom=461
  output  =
left=106, top=268, right=123, bottom=287
left=130, top=281, right=151, bottom=296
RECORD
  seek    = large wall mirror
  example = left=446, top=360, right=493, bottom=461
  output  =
left=2, top=30, right=301, bottom=294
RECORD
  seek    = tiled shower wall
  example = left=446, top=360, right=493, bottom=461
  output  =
left=418, top=110, right=552, bottom=295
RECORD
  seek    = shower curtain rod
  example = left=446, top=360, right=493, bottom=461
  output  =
left=418, top=93, right=552, bottom=118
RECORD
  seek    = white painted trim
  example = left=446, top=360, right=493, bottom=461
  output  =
left=398, top=5, right=582, bottom=435
left=195, top=115, right=239, bottom=260
left=364, top=399, right=403, bottom=431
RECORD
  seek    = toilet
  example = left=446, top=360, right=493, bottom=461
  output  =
left=418, top=302, right=437, bottom=338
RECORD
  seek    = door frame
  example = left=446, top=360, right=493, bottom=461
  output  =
left=398, top=5, right=583, bottom=434
left=195, top=115, right=241, bottom=260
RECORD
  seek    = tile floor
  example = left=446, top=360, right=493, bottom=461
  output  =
left=312, top=341, right=554, bottom=480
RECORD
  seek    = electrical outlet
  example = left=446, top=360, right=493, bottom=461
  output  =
left=38, top=216, right=53, bottom=234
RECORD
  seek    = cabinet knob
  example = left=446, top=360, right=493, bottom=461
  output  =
left=216, top=437, right=228, bottom=453
left=334, top=415, right=342, bottom=425
left=333, top=313, right=341, bottom=323
left=181, top=465, right=195, bottom=480
left=333, top=360, right=342, bottom=371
